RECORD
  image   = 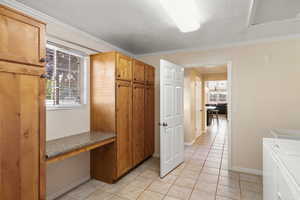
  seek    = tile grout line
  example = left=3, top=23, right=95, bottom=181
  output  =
left=215, top=128, right=226, bottom=200
left=187, top=126, right=221, bottom=200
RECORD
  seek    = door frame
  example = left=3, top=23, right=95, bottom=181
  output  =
left=155, top=60, right=232, bottom=171
left=185, top=61, right=233, bottom=170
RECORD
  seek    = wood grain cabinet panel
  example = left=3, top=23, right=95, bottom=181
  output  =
left=0, top=72, right=44, bottom=200
left=91, top=52, right=155, bottom=181
left=145, top=85, right=155, bottom=158
left=133, top=60, right=145, bottom=83
left=145, top=65, right=155, bottom=84
left=0, top=5, right=46, bottom=67
left=132, top=83, right=145, bottom=166
left=116, top=81, right=133, bottom=176
left=116, top=53, right=132, bottom=81
left=0, top=5, right=46, bottom=200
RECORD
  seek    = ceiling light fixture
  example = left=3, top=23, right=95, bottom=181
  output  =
left=160, top=0, right=200, bottom=33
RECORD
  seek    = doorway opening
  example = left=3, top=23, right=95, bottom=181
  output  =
left=183, top=63, right=232, bottom=169
left=158, top=59, right=233, bottom=179
left=183, top=64, right=229, bottom=144
left=205, top=80, right=228, bottom=129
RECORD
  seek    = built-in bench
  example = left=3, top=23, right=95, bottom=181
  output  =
left=46, top=131, right=116, bottom=164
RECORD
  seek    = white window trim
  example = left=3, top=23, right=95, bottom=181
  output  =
left=45, top=41, right=88, bottom=111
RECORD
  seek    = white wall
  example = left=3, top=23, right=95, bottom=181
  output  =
left=139, top=38, right=300, bottom=174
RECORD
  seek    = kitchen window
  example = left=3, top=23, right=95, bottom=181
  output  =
left=45, top=43, right=86, bottom=108
left=206, top=81, right=227, bottom=104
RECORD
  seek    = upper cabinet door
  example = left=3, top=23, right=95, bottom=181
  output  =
left=116, top=53, right=132, bottom=81
left=133, top=60, right=145, bottom=83
left=145, top=65, right=155, bottom=84
left=0, top=5, right=46, bottom=67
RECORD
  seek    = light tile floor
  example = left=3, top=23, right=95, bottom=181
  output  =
left=56, top=119, right=262, bottom=200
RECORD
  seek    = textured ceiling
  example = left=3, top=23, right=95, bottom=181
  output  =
left=16, top=0, right=251, bottom=54
left=16, top=0, right=300, bottom=55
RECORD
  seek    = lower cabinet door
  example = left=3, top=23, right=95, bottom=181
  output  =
left=132, top=83, right=145, bottom=166
left=145, top=85, right=155, bottom=158
left=0, top=72, right=42, bottom=200
left=116, top=81, right=133, bottom=177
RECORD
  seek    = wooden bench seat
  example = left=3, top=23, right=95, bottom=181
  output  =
left=46, top=131, right=116, bottom=164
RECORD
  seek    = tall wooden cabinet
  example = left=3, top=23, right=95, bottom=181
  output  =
left=0, top=5, right=46, bottom=200
left=144, top=69, right=155, bottom=158
left=90, top=52, right=155, bottom=181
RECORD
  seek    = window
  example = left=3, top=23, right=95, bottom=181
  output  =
left=45, top=44, right=85, bottom=107
left=206, top=81, right=227, bottom=104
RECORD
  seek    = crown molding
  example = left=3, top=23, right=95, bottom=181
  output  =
left=0, top=0, right=135, bottom=57
left=137, top=33, right=300, bottom=57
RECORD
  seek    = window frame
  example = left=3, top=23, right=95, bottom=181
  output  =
left=206, top=80, right=228, bottom=104
left=45, top=43, right=87, bottom=111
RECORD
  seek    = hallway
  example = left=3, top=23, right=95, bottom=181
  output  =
left=57, top=119, right=262, bottom=200
left=184, top=118, right=263, bottom=199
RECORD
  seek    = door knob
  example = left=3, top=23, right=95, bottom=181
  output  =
left=39, top=58, right=46, bottom=63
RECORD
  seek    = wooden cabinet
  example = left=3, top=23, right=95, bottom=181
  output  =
left=145, top=84, right=155, bottom=158
left=132, top=83, right=145, bottom=166
left=116, top=81, right=133, bottom=176
left=0, top=5, right=46, bottom=67
left=133, top=60, right=145, bottom=83
left=145, top=64, right=155, bottom=84
left=116, top=53, right=132, bottom=81
left=91, top=52, right=154, bottom=181
left=91, top=52, right=133, bottom=182
left=0, top=5, right=46, bottom=200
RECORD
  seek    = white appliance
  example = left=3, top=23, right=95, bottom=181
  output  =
left=263, top=131, right=300, bottom=200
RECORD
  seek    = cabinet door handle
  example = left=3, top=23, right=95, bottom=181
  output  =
left=39, top=58, right=46, bottom=63
left=40, top=74, right=49, bottom=79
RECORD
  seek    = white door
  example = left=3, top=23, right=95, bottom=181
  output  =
left=160, top=59, right=184, bottom=177
left=195, top=81, right=202, bottom=138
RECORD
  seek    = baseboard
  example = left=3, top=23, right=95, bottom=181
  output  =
left=47, top=175, right=90, bottom=200
left=153, top=153, right=160, bottom=158
left=184, top=139, right=195, bottom=146
left=230, top=166, right=263, bottom=176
